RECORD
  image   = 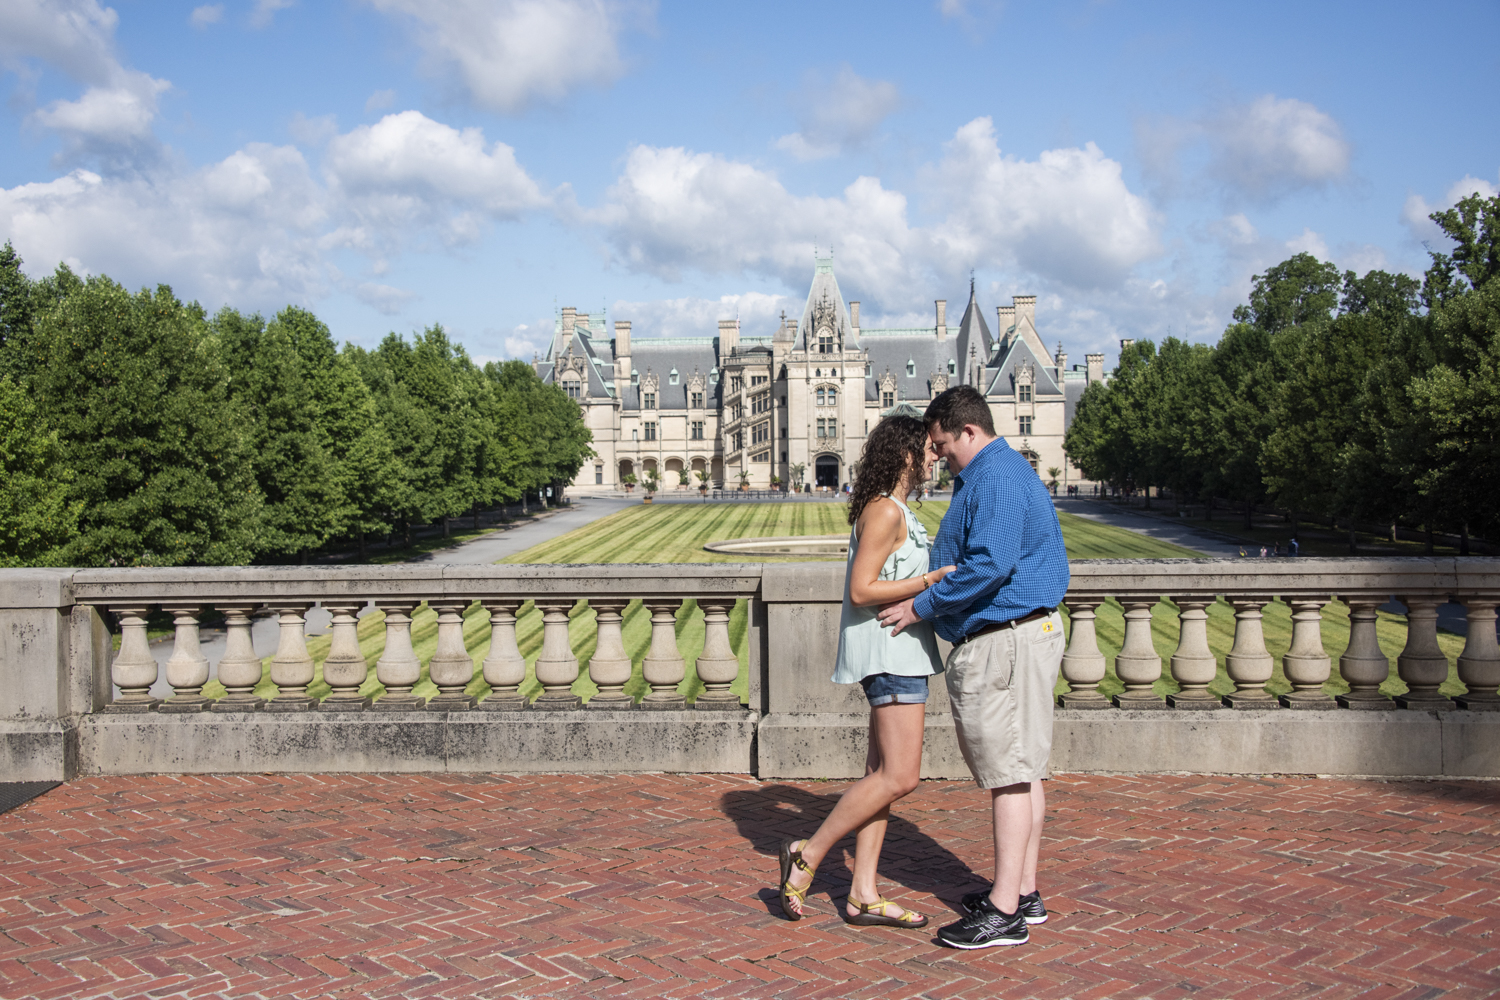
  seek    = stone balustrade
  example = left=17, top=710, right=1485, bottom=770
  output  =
left=2, top=558, right=1497, bottom=781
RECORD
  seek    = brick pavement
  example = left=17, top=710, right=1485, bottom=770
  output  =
left=0, top=772, right=1496, bottom=1000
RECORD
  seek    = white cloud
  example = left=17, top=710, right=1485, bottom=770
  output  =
left=1206, top=95, right=1350, bottom=198
left=936, top=0, right=1005, bottom=38
left=250, top=0, right=296, bottom=29
left=365, top=88, right=396, bottom=112
left=364, top=0, right=635, bottom=113
left=774, top=66, right=901, bottom=161
left=323, top=110, right=548, bottom=249
left=288, top=112, right=338, bottom=147
left=355, top=281, right=417, bottom=314
left=1138, top=95, right=1351, bottom=203
left=190, top=5, right=224, bottom=28
left=611, top=292, right=797, bottom=340
left=1401, top=173, right=1499, bottom=244
left=0, top=0, right=171, bottom=170
left=598, top=117, right=1159, bottom=306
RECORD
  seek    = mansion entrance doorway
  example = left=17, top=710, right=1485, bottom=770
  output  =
left=815, top=455, right=840, bottom=490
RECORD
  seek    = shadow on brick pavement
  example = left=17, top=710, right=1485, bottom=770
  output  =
left=0, top=771, right=1497, bottom=999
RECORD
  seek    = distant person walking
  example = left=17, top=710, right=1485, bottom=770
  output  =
left=879, top=385, right=1069, bottom=949
left=1290, top=538, right=1299, bottom=557
left=1260, top=545, right=1268, bottom=558
left=778, top=415, right=954, bottom=928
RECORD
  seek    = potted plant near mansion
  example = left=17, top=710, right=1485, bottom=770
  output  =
left=789, top=463, right=806, bottom=494
left=696, top=469, right=710, bottom=495
left=678, top=469, right=691, bottom=490
left=642, top=471, right=660, bottom=504
left=623, top=473, right=637, bottom=493
left=737, top=470, right=750, bottom=492
left=770, top=474, right=782, bottom=492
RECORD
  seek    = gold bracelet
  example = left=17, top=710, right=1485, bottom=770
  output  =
left=921, top=572, right=930, bottom=590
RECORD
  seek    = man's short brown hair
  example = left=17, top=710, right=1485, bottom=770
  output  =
left=924, top=384, right=995, bottom=437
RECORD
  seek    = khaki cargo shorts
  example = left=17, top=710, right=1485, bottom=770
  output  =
left=943, top=611, right=1065, bottom=790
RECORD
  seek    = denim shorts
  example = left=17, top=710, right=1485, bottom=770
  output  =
left=860, top=672, right=930, bottom=707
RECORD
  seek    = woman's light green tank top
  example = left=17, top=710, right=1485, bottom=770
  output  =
left=831, top=496, right=943, bottom=683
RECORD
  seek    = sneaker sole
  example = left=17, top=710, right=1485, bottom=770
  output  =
left=938, top=933, right=1029, bottom=949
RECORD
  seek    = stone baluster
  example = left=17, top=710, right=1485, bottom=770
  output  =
left=1058, top=599, right=1110, bottom=709
left=640, top=600, right=687, bottom=709
left=1112, top=599, right=1166, bottom=709
left=1222, top=597, right=1277, bottom=708
left=211, top=604, right=264, bottom=712
left=318, top=603, right=370, bottom=711
left=1394, top=596, right=1454, bottom=710
left=586, top=600, right=634, bottom=709
left=1335, top=598, right=1394, bottom=710
left=478, top=600, right=529, bottom=711
left=1279, top=598, right=1333, bottom=708
left=158, top=605, right=211, bottom=713
left=532, top=601, right=582, bottom=709
left=104, top=605, right=159, bottom=713
left=1454, top=597, right=1500, bottom=711
left=695, top=600, right=741, bottom=710
left=371, top=603, right=423, bottom=711
left=425, top=601, right=477, bottom=711
left=264, top=604, right=316, bottom=712
left=1166, top=597, right=1219, bottom=709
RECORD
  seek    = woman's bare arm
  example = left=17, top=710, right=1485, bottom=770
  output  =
left=848, top=498, right=954, bottom=607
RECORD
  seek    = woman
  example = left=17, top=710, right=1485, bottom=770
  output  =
left=778, top=414, right=954, bottom=927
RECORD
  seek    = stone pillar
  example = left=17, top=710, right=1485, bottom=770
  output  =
left=586, top=600, right=634, bottom=709
left=1394, top=596, right=1454, bottom=710
left=1279, top=599, right=1333, bottom=709
left=1112, top=600, right=1165, bottom=709
left=640, top=600, right=687, bottom=709
left=478, top=600, right=529, bottom=711
left=158, top=605, right=211, bottom=713
left=211, top=604, right=264, bottom=712
left=104, top=606, right=159, bottom=713
left=1166, top=597, right=1219, bottom=709
left=1454, top=598, right=1500, bottom=710
left=264, top=605, right=316, bottom=712
left=371, top=603, right=423, bottom=711
left=425, top=601, right=477, bottom=711
left=695, top=600, right=741, bottom=710
left=1058, top=599, right=1110, bottom=709
left=318, top=603, right=370, bottom=711
left=532, top=601, right=581, bottom=710
left=1222, top=597, right=1276, bottom=708
left=1335, top=598, right=1394, bottom=710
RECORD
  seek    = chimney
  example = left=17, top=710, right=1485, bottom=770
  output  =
left=1120, top=338, right=1135, bottom=352
left=996, top=304, right=1016, bottom=341
left=935, top=299, right=947, bottom=342
left=1086, top=353, right=1104, bottom=383
left=787, top=318, right=799, bottom=344
left=614, top=319, right=631, bottom=359
left=1014, top=295, right=1036, bottom=328
left=849, top=301, right=860, bottom=335
left=717, top=318, right=739, bottom=356
left=561, top=306, right=576, bottom=333
left=968, top=345, right=979, bottom=387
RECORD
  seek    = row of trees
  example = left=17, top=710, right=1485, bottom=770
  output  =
left=0, top=246, right=592, bottom=567
left=1065, top=192, right=1499, bottom=543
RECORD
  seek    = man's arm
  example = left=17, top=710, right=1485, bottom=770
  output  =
left=908, top=471, right=1025, bottom=622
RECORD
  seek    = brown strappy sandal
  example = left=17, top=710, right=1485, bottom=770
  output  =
left=778, top=840, right=816, bottom=921
left=843, top=896, right=929, bottom=928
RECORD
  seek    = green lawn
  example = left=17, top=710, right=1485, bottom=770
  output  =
left=215, top=501, right=1466, bottom=707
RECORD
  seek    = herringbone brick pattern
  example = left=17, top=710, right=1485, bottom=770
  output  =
left=0, top=772, right=1496, bottom=999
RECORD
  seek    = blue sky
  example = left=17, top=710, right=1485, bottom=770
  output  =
left=2, top=1, right=1497, bottom=366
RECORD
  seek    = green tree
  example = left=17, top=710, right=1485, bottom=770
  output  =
left=0, top=242, right=39, bottom=385
left=0, top=375, right=81, bottom=566
left=31, top=274, right=259, bottom=565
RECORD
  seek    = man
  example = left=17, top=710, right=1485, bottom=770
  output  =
left=878, top=384, right=1069, bottom=949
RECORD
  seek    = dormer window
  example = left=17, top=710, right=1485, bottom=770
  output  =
left=631, top=369, right=639, bottom=385
left=643, top=391, right=657, bottom=409
left=709, top=367, right=719, bottom=384
left=690, top=391, right=704, bottom=408
left=1019, top=383, right=1033, bottom=403
left=818, top=329, right=834, bottom=354
left=669, top=368, right=679, bottom=385
left=906, top=359, right=915, bottom=377
left=948, top=359, right=956, bottom=376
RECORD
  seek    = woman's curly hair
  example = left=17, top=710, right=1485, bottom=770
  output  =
left=847, top=414, right=929, bottom=525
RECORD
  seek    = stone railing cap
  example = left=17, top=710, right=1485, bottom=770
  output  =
left=0, top=567, right=75, bottom=608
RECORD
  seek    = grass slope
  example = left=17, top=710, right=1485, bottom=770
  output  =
left=215, top=501, right=1464, bottom=706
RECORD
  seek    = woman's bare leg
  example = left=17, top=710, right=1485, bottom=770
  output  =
left=785, top=701, right=924, bottom=916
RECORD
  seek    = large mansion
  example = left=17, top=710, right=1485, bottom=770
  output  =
left=536, top=255, right=1106, bottom=491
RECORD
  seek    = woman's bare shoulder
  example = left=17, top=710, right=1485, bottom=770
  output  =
left=856, top=495, right=906, bottom=542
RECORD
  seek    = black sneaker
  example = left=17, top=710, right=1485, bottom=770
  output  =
left=960, top=887, right=1048, bottom=925
left=937, top=895, right=1029, bottom=949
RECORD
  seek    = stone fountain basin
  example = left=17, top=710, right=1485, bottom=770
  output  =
left=702, top=534, right=848, bottom=557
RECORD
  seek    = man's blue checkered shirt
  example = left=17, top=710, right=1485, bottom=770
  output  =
left=911, top=437, right=1070, bottom=644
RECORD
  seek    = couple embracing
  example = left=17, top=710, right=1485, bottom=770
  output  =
left=777, top=384, right=1070, bottom=950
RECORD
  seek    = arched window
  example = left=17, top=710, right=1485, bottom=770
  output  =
left=826, top=386, right=837, bottom=405
left=816, top=388, right=825, bottom=405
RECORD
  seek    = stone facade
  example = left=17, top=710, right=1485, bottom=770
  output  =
left=537, top=254, right=1109, bottom=491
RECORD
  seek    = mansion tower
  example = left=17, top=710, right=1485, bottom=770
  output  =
left=537, top=254, right=1106, bottom=491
